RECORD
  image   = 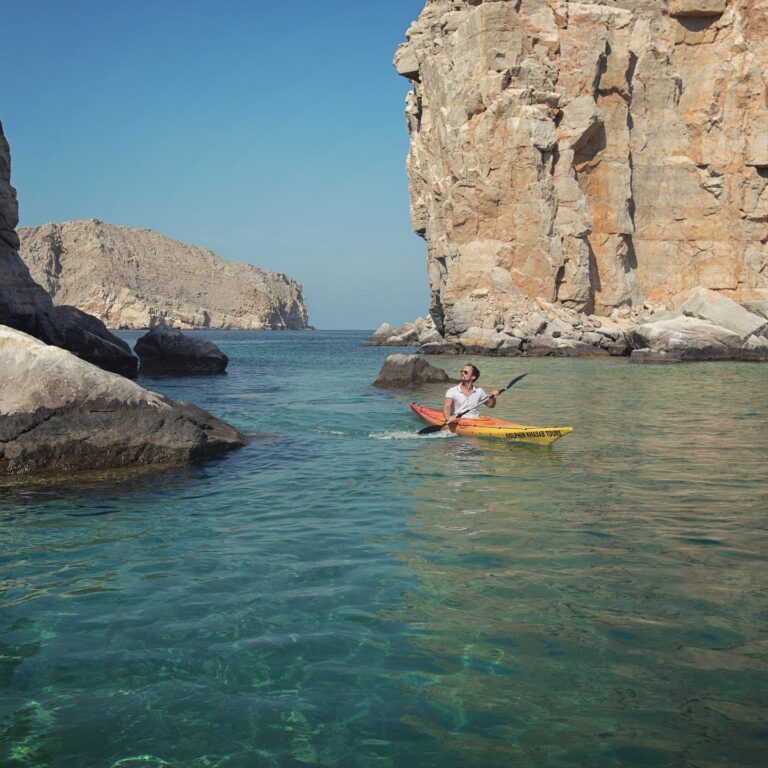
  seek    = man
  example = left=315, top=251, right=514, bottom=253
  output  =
left=443, top=364, right=500, bottom=424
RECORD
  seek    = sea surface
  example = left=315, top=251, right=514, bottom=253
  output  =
left=2, top=330, right=767, bottom=768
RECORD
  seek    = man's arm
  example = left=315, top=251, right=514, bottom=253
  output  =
left=485, top=389, right=500, bottom=409
left=443, top=397, right=456, bottom=423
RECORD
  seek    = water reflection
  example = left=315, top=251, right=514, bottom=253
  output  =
left=389, top=362, right=768, bottom=767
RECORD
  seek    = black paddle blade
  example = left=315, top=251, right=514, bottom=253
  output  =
left=418, top=422, right=447, bottom=435
left=501, top=373, right=527, bottom=392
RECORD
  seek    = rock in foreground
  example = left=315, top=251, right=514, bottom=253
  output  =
left=0, top=326, right=245, bottom=478
left=374, top=354, right=450, bottom=388
left=135, top=326, right=228, bottom=375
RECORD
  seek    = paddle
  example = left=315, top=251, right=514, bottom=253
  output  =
left=418, top=373, right=528, bottom=435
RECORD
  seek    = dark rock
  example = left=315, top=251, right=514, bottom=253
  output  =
left=0, top=325, right=245, bottom=478
left=373, top=354, right=451, bottom=388
left=135, top=326, right=228, bottom=375
left=54, top=305, right=138, bottom=378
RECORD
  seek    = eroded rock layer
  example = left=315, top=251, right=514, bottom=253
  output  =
left=395, top=0, right=768, bottom=340
left=19, top=219, right=309, bottom=330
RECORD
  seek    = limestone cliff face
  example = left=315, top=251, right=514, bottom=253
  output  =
left=395, top=0, right=768, bottom=337
left=19, top=220, right=310, bottom=330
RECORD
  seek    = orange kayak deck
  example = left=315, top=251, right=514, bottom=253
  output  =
left=409, top=403, right=573, bottom=445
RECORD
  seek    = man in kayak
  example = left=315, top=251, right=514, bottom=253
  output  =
left=443, top=364, right=500, bottom=424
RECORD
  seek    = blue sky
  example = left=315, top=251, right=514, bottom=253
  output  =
left=1, top=0, right=429, bottom=329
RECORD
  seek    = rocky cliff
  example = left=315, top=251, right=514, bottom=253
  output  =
left=394, top=0, right=768, bottom=345
left=1, top=121, right=64, bottom=344
left=1, top=121, right=137, bottom=375
left=18, top=219, right=309, bottom=330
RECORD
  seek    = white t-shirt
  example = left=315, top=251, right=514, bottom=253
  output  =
left=445, top=383, right=488, bottom=418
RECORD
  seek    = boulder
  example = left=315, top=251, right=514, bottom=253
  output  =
left=741, top=298, right=768, bottom=321
left=742, top=334, right=768, bottom=359
left=628, top=316, right=744, bottom=362
left=419, top=340, right=460, bottom=355
left=373, top=354, right=450, bottom=388
left=365, top=316, right=442, bottom=347
left=365, top=322, right=399, bottom=345
left=667, top=0, right=726, bottom=17
left=0, top=325, right=245, bottom=478
left=135, top=326, right=228, bottom=375
left=53, top=305, right=138, bottom=378
left=457, top=327, right=506, bottom=352
left=679, top=288, right=768, bottom=341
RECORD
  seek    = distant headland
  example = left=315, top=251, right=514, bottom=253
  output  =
left=18, top=219, right=309, bottom=331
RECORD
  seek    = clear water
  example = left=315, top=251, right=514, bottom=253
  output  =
left=1, top=330, right=767, bottom=768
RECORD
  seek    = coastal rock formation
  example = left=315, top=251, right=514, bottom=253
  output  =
left=0, top=121, right=137, bottom=376
left=366, top=316, right=442, bottom=346
left=53, top=305, right=138, bottom=378
left=394, top=0, right=768, bottom=358
left=373, top=353, right=451, bottom=388
left=0, top=325, right=245, bottom=478
left=18, top=219, right=309, bottom=330
left=135, top=326, right=229, bottom=376
left=628, top=315, right=768, bottom=361
left=375, top=287, right=768, bottom=360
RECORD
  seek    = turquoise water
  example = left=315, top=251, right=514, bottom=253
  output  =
left=2, top=330, right=767, bottom=768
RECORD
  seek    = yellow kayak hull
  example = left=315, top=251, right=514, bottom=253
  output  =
left=409, top=403, right=573, bottom=445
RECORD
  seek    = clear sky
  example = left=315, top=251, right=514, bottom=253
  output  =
left=1, top=0, right=429, bottom=329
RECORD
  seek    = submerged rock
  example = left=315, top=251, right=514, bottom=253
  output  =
left=135, top=326, right=228, bottom=375
left=0, top=325, right=245, bottom=478
left=373, top=354, right=450, bottom=388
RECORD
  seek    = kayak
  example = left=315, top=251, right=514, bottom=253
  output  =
left=409, top=403, right=573, bottom=445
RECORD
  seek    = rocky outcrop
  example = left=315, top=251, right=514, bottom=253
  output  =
left=0, top=326, right=246, bottom=478
left=376, top=287, right=768, bottom=360
left=628, top=316, right=768, bottom=361
left=373, top=353, right=451, bottom=388
left=53, top=305, right=138, bottom=378
left=18, top=219, right=310, bottom=330
left=394, top=0, right=768, bottom=356
left=135, top=326, right=228, bottom=376
left=366, top=316, right=442, bottom=346
left=628, top=287, right=768, bottom=360
left=0, top=121, right=137, bottom=376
